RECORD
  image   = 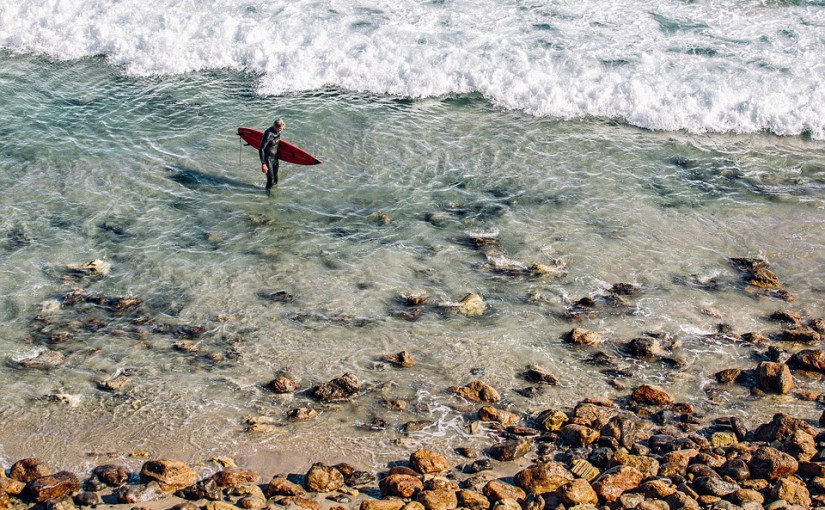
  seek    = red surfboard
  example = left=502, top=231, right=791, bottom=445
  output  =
left=237, top=127, right=321, bottom=165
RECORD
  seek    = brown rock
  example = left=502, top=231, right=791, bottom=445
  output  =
left=536, top=409, right=568, bottom=431
left=491, top=499, right=521, bottom=510
left=9, top=458, right=51, bottom=482
left=559, top=424, right=600, bottom=447
left=305, top=463, right=344, bottom=492
left=383, top=351, right=416, bottom=368
left=661, top=449, right=699, bottom=467
left=410, top=449, right=450, bottom=474
left=488, top=440, right=532, bottom=462
left=380, top=474, right=423, bottom=498
left=522, top=365, right=559, bottom=385
left=117, top=481, right=165, bottom=504
left=570, top=459, right=600, bottom=482
left=417, top=489, right=458, bottom=510
left=637, top=480, right=676, bottom=499
left=591, top=465, right=644, bottom=503
left=265, top=476, right=306, bottom=498
left=268, top=376, right=299, bottom=393
left=275, top=496, right=321, bottom=510
left=92, top=464, right=128, bottom=487
left=481, top=480, right=526, bottom=502
left=748, top=446, right=798, bottom=480
left=478, top=407, right=519, bottom=427
left=360, top=500, right=405, bottom=510
left=752, top=412, right=817, bottom=442
left=755, top=361, right=794, bottom=394
left=730, top=488, right=764, bottom=504
left=613, top=449, right=660, bottom=479
left=557, top=479, right=598, bottom=506
left=457, top=490, right=490, bottom=510
left=448, top=380, right=500, bottom=402
left=311, top=373, right=361, bottom=402
left=770, top=477, right=811, bottom=507
left=631, top=384, right=674, bottom=406
left=565, top=328, right=604, bottom=346
left=783, top=429, right=817, bottom=461
left=287, top=407, right=319, bottom=421
left=714, top=368, right=742, bottom=384
left=0, top=477, right=25, bottom=496
left=26, top=472, right=82, bottom=503
left=139, top=459, right=198, bottom=492
left=513, top=462, right=573, bottom=495
left=212, top=468, right=258, bottom=487
left=788, top=348, right=825, bottom=373
left=600, top=415, right=636, bottom=449
left=780, top=325, right=822, bottom=343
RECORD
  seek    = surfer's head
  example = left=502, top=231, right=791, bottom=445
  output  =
left=273, top=118, right=285, bottom=131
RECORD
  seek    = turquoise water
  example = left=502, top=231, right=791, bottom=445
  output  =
left=1, top=52, right=825, bottom=472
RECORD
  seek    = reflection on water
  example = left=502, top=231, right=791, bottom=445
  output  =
left=1, top=55, right=824, bottom=472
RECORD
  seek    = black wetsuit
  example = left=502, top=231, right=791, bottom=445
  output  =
left=259, top=127, right=281, bottom=189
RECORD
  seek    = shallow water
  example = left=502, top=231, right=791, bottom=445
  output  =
left=1, top=52, right=825, bottom=474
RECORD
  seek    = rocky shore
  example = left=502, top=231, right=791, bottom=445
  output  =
left=2, top=376, right=825, bottom=510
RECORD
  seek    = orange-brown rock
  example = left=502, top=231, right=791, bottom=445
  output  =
left=26, top=471, right=82, bottom=503
left=410, top=449, right=451, bottom=474
left=380, top=473, right=423, bottom=498
left=9, top=458, right=51, bottom=483
left=212, top=468, right=259, bottom=487
left=557, top=479, right=598, bottom=506
left=478, top=407, right=519, bottom=427
left=457, top=490, right=490, bottom=510
left=448, top=380, right=500, bottom=402
left=631, top=384, right=674, bottom=406
left=360, top=500, right=405, bottom=510
left=139, top=459, right=198, bottom=492
left=591, top=465, right=644, bottom=503
left=417, top=489, right=458, bottom=510
left=482, top=480, right=526, bottom=502
left=755, top=361, right=793, bottom=394
left=513, top=462, right=573, bottom=495
left=265, top=476, right=306, bottom=498
left=305, top=463, right=344, bottom=492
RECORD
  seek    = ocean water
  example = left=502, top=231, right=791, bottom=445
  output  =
left=1, top=0, right=825, bottom=474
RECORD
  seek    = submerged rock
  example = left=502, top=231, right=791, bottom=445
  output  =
left=311, top=373, right=362, bottom=402
left=448, top=380, right=500, bottom=402
left=382, top=350, right=416, bottom=368
left=64, top=259, right=110, bottom=278
left=564, top=328, right=604, bottom=346
left=17, top=350, right=65, bottom=370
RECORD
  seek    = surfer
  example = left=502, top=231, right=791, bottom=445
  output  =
left=259, top=118, right=285, bottom=190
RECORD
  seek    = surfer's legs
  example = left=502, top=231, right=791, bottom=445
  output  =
left=265, top=156, right=279, bottom=190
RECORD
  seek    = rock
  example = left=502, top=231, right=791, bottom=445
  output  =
left=600, top=415, right=636, bottom=449
left=513, top=462, right=574, bottom=495
left=65, top=259, right=110, bottom=278
left=478, top=406, right=519, bottom=427
left=719, top=458, right=750, bottom=482
left=491, top=499, right=521, bottom=510
left=73, top=491, right=101, bottom=507
left=710, top=431, right=738, bottom=448
left=481, top=480, right=526, bottom=502
left=205, top=502, right=242, bottom=510
left=788, top=349, right=825, bottom=373
left=536, top=409, right=568, bottom=431
left=265, top=476, right=306, bottom=498
left=91, top=464, right=129, bottom=487
left=273, top=497, right=320, bottom=510
left=0, top=477, right=25, bottom=496
left=614, top=450, right=659, bottom=479
left=692, top=476, right=739, bottom=497
left=17, top=351, right=66, bottom=370
left=452, top=293, right=486, bottom=316
left=621, top=337, right=662, bottom=358
left=212, top=468, right=258, bottom=487
left=780, top=325, right=821, bottom=343
left=178, top=478, right=222, bottom=501
left=570, top=459, right=600, bottom=482
left=383, top=351, right=416, bottom=368
left=288, top=407, right=319, bottom=421
left=558, top=479, right=598, bottom=506
left=410, top=449, right=451, bottom=474
left=756, top=362, right=794, bottom=394
left=591, top=466, right=644, bottom=503
left=10, top=458, right=51, bottom=482
left=457, top=490, right=490, bottom=510
left=268, top=376, right=299, bottom=393
left=380, top=474, right=423, bottom=498
left=637, top=480, right=677, bottom=499
left=730, top=489, right=764, bottom=505
left=782, top=429, right=817, bottom=461
left=139, top=459, right=198, bottom=492
left=565, top=328, right=604, bottom=346
left=27, top=472, right=82, bottom=503
left=748, top=446, right=798, bottom=480
left=559, top=424, right=600, bottom=447
left=360, top=500, right=406, bottom=510
left=401, top=293, right=430, bottom=306
left=488, top=440, right=532, bottom=462
left=522, top=366, right=559, bottom=385
left=305, top=463, right=344, bottom=492
left=311, top=373, right=361, bottom=402
left=417, top=489, right=458, bottom=510
left=752, top=413, right=817, bottom=442
left=770, top=478, right=811, bottom=507
left=448, top=380, right=500, bottom=402
left=631, top=384, right=675, bottom=406
left=116, top=481, right=165, bottom=504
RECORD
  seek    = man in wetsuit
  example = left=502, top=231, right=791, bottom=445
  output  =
left=259, top=118, right=285, bottom=190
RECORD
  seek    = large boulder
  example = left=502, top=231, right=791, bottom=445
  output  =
left=139, top=459, right=198, bottom=492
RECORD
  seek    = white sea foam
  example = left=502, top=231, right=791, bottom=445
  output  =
left=1, top=0, right=823, bottom=138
